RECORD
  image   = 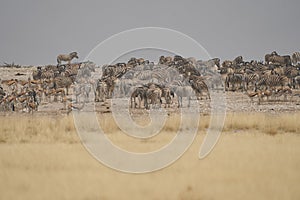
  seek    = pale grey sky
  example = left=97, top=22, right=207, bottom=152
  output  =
left=0, top=0, right=299, bottom=65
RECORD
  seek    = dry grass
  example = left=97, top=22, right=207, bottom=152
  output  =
left=98, top=111, right=300, bottom=136
left=0, top=131, right=299, bottom=200
left=0, top=114, right=78, bottom=144
left=0, top=112, right=300, bottom=199
left=0, top=112, right=300, bottom=145
left=223, top=112, right=300, bottom=135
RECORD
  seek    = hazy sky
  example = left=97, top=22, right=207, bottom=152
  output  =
left=0, top=0, right=299, bottom=65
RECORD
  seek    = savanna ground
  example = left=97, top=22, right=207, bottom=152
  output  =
left=1, top=67, right=300, bottom=200
left=0, top=112, right=300, bottom=200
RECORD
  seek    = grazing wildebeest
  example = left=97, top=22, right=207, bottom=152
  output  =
left=57, top=52, right=79, bottom=65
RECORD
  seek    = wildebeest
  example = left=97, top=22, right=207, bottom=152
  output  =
left=57, top=52, right=79, bottom=65
left=265, top=51, right=278, bottom=64
left=268, top=55, right=291, bottom=66
left=291, top=52, right=300, bottom=65
left=233, top=56, right=244, bottom=65
left=265, top=52, right=291, bottom=66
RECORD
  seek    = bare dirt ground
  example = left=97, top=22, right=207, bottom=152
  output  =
left=1, top=67, right=300, bottom=200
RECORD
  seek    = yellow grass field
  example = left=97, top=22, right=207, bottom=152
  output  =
left=0, top=112, right=300, bottom=200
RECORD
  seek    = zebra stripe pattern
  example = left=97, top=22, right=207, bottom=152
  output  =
left=225, top=73, right=244, bottom=91
left=255, top=74, right=289, bottom=90
left=243, top=73, right=259, bottom=90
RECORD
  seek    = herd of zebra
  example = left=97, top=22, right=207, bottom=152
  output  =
left=1, top=51, right=300, bottom=113
left=95, top=51, right=300, bottom=108
left=221, top=51, right=300, bottom=103
left=95, top=56, right=211, bottom=109
left=0, top=61, right=96, bottom=113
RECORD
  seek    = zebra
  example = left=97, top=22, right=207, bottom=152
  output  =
left=283, top=65, right=299, bottom=86
left=0, top=86, right=6, bottom=102
left=57, top=52, right=78, bottom=65
left=118, top=78, right=139, bottom=97
left=94, top=80, right=107, bottom=102
left=181, top=63, right=201, bottom=77
left=243, top=73, right=259, bottom=91
left=219, top=66, right=234, bottom=85
left=150, top=68, right=173, bottom=83
left=102, top=65, right=115, bottom=77
left=130, top=86, right=147, bottom=108
left=64, top=63, right=80, bottom=77
left=106, top=77, right=118, bottom=99
left=225, top=73, right=244, bottom=91
left=82, top=84, right=92, bottom=102
left=77, top=62, right=96, bottom=78
left=196, top=58, right=220, bottom=75
left=292, top=76, right=300, bottom=89
left=143, top=61, right=154, bottom=70
left=135, top=70, right=155, bottom=81
left=73, top=83, right=91, bottom=103
left=188, top=75, right=210, bottom=99
left=41, top=70, right=55, bottom=80
left=130, top=83, right=174, bottom=109
left=54, top=76, right=74, bottom=95
left=145, top=87, right=162, bottom=109
left=102, top=64, right=128, bottom=79
left=255, top=74, right=289, bottom=91
left=292, top=52, right=300, bottom=65
left=172, top=84, right=195, bottom=108
left=160, top=86, right=174, bottom=108
left=114, top=63, right=129, bottom=77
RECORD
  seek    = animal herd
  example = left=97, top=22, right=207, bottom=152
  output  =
left=1, top=51, right=300, bottom=113
left=0, top=55, right=96, bottom=113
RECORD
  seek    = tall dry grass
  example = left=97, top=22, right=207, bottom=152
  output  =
left=0, top=114, right=78, bottom=144
left=223, top=112, right=300, bottom=135
left=0, top=112, right=299, bottom=144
